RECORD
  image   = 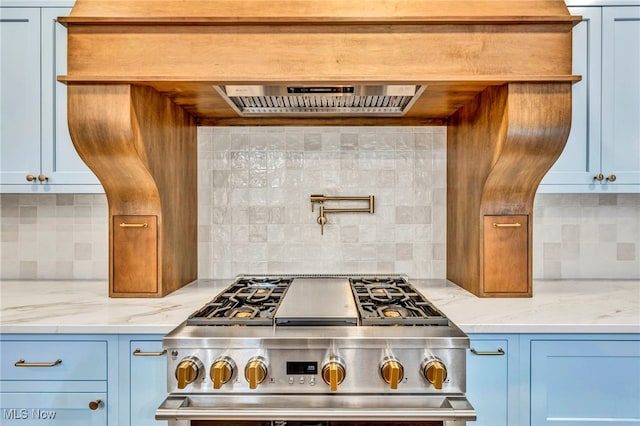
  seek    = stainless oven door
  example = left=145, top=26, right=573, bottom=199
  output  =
left=156, top=394, right=475, bottom=423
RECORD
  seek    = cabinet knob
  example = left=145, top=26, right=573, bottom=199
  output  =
left=606, top=174, right=617, bottom=182
left=37, top=174, right=48, bottom=182
left=26, top=174, right=37, bottom=182
left=88, top=400, right=102, bottom=410
left=594, top=173, right=604, bottom=181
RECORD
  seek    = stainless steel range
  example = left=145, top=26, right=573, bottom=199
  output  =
left=156, top=275, right=475, bottom=426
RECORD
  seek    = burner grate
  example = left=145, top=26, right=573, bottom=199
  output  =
left=187, top=277, right=292, bottom=326
left=350, top=277, right=448, bottom=326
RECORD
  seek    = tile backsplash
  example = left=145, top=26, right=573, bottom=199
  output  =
left=1, top=126, right=638, bottom=280
left=0, top=194, right=108, bottom=279
left=197, top=127, right=447, bottom=278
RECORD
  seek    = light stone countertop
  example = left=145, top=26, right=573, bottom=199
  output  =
left=0, top=279, right=638, bottom=335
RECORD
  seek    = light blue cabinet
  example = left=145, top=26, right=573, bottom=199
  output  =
left=526, top=336, right=640, bottom=425
left=539, top=7, right=602, bottom=191
left=117, top=336, right=167, bottom=426
left=0, top=335, right=118, bottom=426
left=468, top=334, right=640, bottom=426
left=0, top=8, right=42, bottom=188
left=1, top=393, right=107, bottom=425
left=601, top=6, right=640, bottom=188
left=2, top=333, right=638, bottom=425
left=0, top=6, right=102, bottom=193
left=467, top=335, right=519, bottom=426
left=539, top=6, right=640, bottom=193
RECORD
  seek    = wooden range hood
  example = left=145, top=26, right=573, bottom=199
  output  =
left=60, top=0, right=580, bottom=298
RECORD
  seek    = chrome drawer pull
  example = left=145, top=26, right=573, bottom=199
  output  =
left=470, top=348, right=505, bottom=356
left=492, top=223, right=521, bottom=228
left=133, top=348, right=167, bottom=357
left=15, top=358, right=62, bottom=367
left=119, top=222, right=148, bottom=228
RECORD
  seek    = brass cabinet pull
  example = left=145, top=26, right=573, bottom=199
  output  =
left=492, top=223, right=521, bottom=228
left=15, top=358, right=62, bottom=367
left=26, top=174, right=37, bottom=182
left=594, top=173, right=604, bottom=181
left=88, top=400, right=102, bottom=410
left=607, top=174, right=617, bottom=182
left=37, top=174, right=48, bottom=182
left=119, top=222, right=148, bottom=228
left=470, top=348, right=505, bottom=356
left=133, top=348, right=167, bottom=357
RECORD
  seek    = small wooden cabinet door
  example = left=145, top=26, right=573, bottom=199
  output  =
left=113, top=215, right=158, bottom=295
left=483, top=215, right=528, bottom=294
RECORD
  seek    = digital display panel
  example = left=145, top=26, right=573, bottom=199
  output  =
left=286, top=361, right=318, bottom=375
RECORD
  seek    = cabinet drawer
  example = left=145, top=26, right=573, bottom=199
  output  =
left=0, top=392, right=106, bottom=425
left=0, top=341, right=107, bottom=381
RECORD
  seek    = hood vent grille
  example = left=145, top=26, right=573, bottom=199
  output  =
left=216, top=85, right=424, bottom=116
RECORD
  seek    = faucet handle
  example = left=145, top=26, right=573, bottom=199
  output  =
left=310, top=194, right=326, bottom=212
left=317, top=205, right=328, bottom=235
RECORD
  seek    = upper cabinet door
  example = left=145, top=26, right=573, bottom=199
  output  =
left=0, top=8, right=42, bottom=186
left=0, top=7, right=102, bottom=193
left=39, top=7, right=101, bottom=187
left=539, top=6, right=639, bottom=193
left=540, top=7, right=602, bottom=190
left=601, top=6, right=640, bottom=188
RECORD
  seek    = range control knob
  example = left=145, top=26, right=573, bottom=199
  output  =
left=321, top=358, right=346, bottom=392
left=380, top=358, right=404, bottom=390
left=421, top=358, right=447, bottom=390
left=175, top=357, right=203, bottom=389
left=244, top=356, right=268, bottom=389
left=211, top=357, right=236, bottom=389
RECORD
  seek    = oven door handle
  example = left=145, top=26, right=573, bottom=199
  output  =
left=156, top=394, right=476, bottom=422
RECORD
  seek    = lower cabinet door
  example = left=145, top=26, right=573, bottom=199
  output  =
left=0, top=393, right=107, bottom=425
left=129, top=340, right=167, bottom=426
left=466, top=338, right=509, bottom=426
left=530, top=340, right=640, bottom=425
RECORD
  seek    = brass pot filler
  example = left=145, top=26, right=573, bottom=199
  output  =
left=310, top=194, right=375, bottom=235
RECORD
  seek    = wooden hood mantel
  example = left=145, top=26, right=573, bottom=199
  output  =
left=60, top=0, right=579, bottom=297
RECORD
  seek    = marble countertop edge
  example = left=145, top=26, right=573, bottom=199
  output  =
left=2, top=324, right=639, bottom=335
left=1, top=278, right=638, bottom=336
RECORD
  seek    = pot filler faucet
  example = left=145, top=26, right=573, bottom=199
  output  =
left=310, top=194, right=375, bottom=235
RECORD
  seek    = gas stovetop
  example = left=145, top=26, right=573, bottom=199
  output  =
left=187, top=274, right=448, bottom=327
left=157, top=275, right=475, bottom=423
